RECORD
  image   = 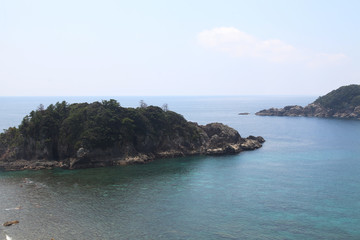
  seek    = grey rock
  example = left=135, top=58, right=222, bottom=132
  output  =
left=0, top=122, right=264, bottom=171
left=256, top=103, right=360, bottom=120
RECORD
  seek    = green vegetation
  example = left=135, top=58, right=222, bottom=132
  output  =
left=314, top=84, right=360, bottom=111
left=0, top=100, right=202, bottom=161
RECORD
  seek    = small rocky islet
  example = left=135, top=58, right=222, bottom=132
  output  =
left=0, top=100, right=264, bottom=171
left=256, top=84, right=360, bottom=120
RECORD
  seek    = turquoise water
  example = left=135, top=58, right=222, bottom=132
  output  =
left=0, top=96, right=360, bottom=239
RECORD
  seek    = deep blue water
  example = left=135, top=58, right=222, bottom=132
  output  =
left=0, top=96, right=360, bottom=240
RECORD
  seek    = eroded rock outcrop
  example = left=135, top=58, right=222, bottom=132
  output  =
left=72, top=123, right=262, bottom=169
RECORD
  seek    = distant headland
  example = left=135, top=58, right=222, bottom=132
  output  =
left=256, top=84, right=360, bottom=120
left=0, top=100, right=264, bottom=171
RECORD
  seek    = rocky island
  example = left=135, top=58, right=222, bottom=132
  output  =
left=256, top=84, right=360, bottom=119
left=0, top=100, right=264, bottom=171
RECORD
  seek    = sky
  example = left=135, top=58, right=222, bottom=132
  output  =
left=1, top=0, right=360, bottom=96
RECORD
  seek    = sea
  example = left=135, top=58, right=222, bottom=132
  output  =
left=0, top=96, right=360, bottom=240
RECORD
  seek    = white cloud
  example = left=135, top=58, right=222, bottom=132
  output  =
left=197, top=27, right=347, bottom=66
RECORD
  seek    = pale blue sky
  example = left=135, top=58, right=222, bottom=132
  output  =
left=1, top=0, right=359, bottom=96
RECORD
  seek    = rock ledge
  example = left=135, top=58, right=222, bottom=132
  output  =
left=0, top=123, right=264, bottom=171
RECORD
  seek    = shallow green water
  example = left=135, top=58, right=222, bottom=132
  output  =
left=1, top=96, right=360, bottom=239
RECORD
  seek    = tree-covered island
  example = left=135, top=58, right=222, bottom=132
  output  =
left=256, top=84, right=360, bottom=119
left=0, top=100, right=264, bottom=171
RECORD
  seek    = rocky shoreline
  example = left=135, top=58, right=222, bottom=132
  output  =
left=0, top=122, right=265, bottom=171
left=256, top=103, right=360, bottom=119
left=256, top=85, right=360, bottom=120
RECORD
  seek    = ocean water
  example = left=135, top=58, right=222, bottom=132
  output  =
left=0, top=96, right=360, bottom=240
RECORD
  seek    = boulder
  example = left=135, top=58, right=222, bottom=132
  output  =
left=241, top=138, right=262, bottom=150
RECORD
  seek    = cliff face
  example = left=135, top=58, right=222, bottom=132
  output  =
left=256, top=85, right=360, bottom=120
left=0, top=100, right=264, bottom=171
